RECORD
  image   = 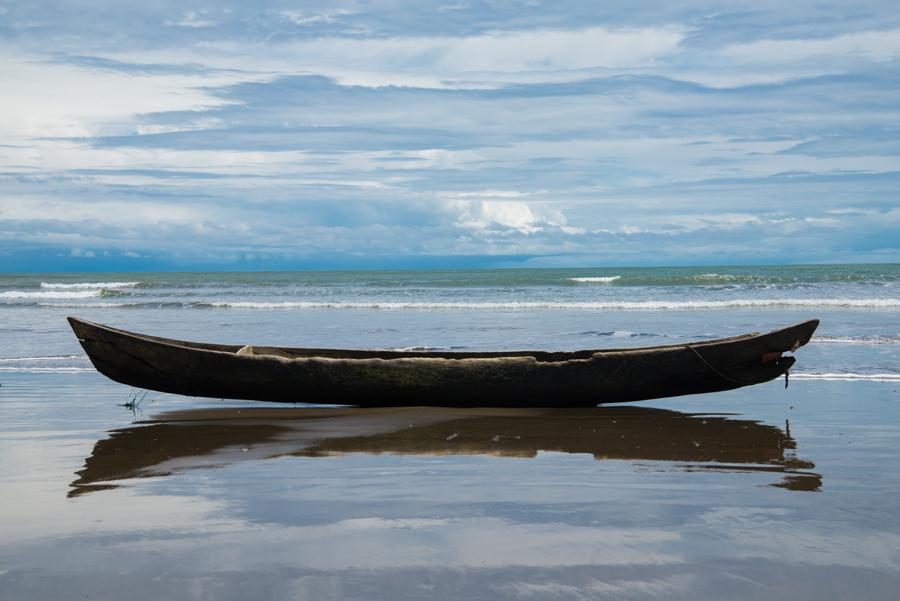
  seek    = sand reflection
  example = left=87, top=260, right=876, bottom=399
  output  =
left=70, top=406, right=820, bottom=496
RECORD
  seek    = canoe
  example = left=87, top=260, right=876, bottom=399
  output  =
left=68, top=317, right=818, bottom=407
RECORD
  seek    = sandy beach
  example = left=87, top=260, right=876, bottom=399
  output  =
left=2, top=371, right=899, bottom=599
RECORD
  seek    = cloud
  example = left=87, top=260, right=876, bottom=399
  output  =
left=165, top=10, right=217, bottom=29
left=722, top=28, right=900, bottom=65
left=455, top=201, right=550, bottom=234
left=0, top=51, right=259, bottom=138
left=278, top=9, right=354, bottom=27
left=99, top=25, right=686, bottom=90
left=1, top=195, right=210, bottom=226
left=450, top=200, right=577, bottom=235
left=1, top=3, right=899, bottom=268
left=427, top=26, right=687, bottom=71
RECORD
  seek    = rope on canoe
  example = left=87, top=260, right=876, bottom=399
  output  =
left=684, top=344, right=791, bottom=388
left=683, top=344, right=753, bottom=387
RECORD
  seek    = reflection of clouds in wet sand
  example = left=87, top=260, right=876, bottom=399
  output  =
left=69, top=406, right=820, bottom=496
left=8, top=505, right=899, bottom=598
left=7, top=560, right=899, bottom=601
left=696, top=506, right=900, bottom=570
left=2, top=488, right=235, bottom=547
left=498, top=574, right=694, bottom=599
left=176, top=517, right=682, bottom=571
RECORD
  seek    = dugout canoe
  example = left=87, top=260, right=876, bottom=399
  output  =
left=67, top=317, right=818, bottom=407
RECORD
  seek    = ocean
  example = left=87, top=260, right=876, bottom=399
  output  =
left=2, top=265, right=900, bottom=600
left=1, top=264, right=899, bottom=378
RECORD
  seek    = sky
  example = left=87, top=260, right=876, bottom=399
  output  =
left=1, top=1, right=899, bottom=271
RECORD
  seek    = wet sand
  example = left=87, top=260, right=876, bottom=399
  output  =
left=2, top=372, right=900, bottom=599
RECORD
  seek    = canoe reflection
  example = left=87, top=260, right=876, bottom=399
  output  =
left=70, top=406, right=820, bottom=496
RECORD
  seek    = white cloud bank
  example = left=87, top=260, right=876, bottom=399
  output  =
left=450, top=199, right=584, bottom=236
left=0, top=52, right=260, bottom=138
left=108, top=25, right=687, bottom=90
left=722, top=28, right=900, bottom=65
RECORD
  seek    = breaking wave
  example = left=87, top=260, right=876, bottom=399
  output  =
left=571, top=272, right=898, bottom=286
left=1, top=290, right=105, bottom=300
left=164, top=298, right=900, bottom=310
left=690, top=273, right=739, bottom=282
left=568, top=276, right=621, bottom=283
left=0, top=367, right=94, bottom=373
left=580, top=330, right=660, bottom=338
left=1, top=288, right=129, bottom=300
left=383, top=346, right=452, bottom=352
left=34, top=298, right=900, bottom=310
left=0, top=354, right=84, bottom=363
left=40, top=281, right=143, bottom=289
left=0, top=353, right=92, bottom=372
left=812, top=335, right=900, bottom=345
left=790, top=372, right=900, bottom=382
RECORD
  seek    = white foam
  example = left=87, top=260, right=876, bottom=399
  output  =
left=790, top=372, right=900, bottom=382
left=38, top=302, right=127, bottom=308
left=568, top=276, right=621, bottom=283
left=31, top=297, right=900, bottom=310
left=812, top=335, right=900, bottom=346
left=0, top=290, right=103, bottom=300
left=201, top=298, right=900, bottom=310
left=384, top=346, right=447, bottom=352
left=0, top=367, right=94, bottom=372
left=40, top=281, right=141, bottom=289
left=0, top=355, right=84, bottom=363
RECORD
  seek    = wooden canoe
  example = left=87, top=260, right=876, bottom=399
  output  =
left=68, top=317, right=818, bottom=407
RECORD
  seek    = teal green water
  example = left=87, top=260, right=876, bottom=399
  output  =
left=3, top=263, right=899, bottom=289
left=1, top=264, right=899, bottom=378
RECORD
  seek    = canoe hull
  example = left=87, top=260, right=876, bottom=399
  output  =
left=68, top=317, right=818, bottom=407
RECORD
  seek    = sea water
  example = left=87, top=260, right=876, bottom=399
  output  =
left=1, top=264, right=899, bottom=378
left=2, top=265, right=900, bottom=600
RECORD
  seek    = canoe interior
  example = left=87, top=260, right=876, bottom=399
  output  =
left=73, top=318, right=770, bottom=363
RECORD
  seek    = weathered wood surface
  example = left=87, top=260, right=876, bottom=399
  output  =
left=68, top=317, right=818, bottom=407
